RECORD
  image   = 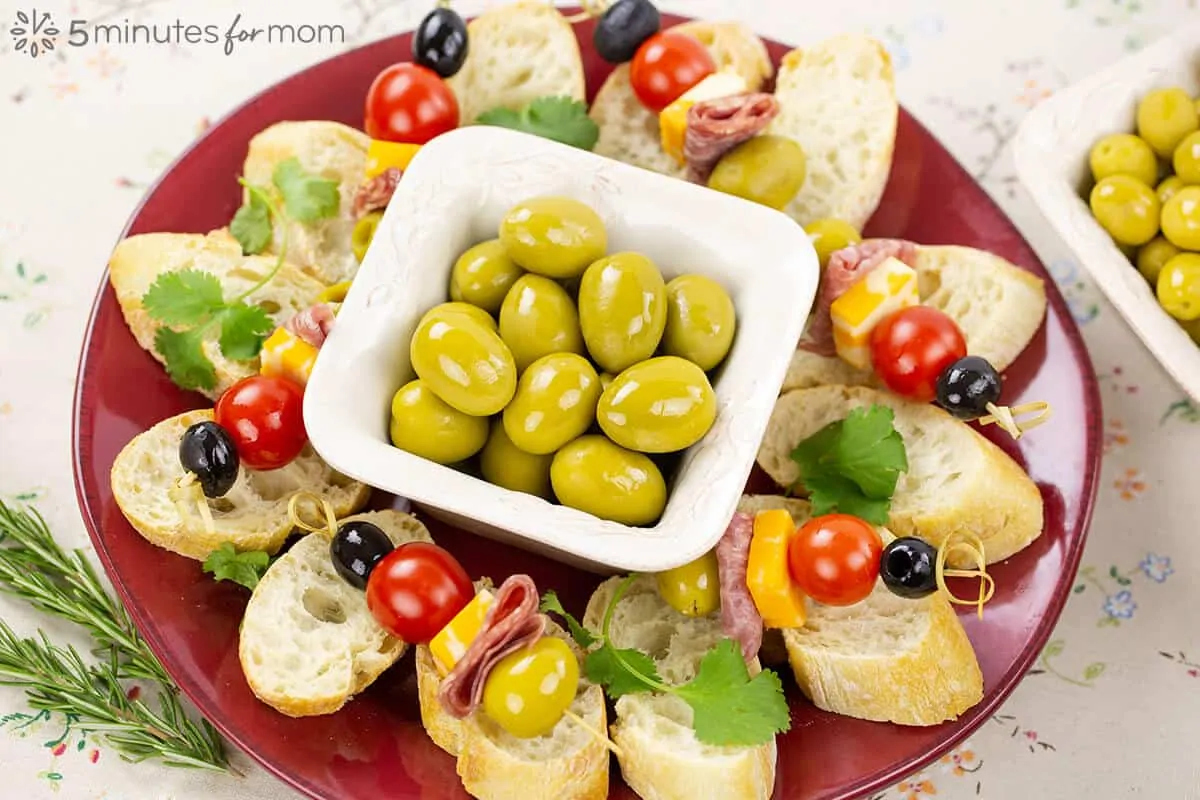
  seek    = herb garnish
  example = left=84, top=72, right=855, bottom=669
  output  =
left=202, top=543, right=272, bottom=591
left=477, top=96, right=601, bottom=151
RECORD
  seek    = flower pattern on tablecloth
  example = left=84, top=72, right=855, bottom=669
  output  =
left=1, top=710, right=101, bottom=790
left=1158, top=651, right=1200, bottom=678
left=1073, top=554, right=1174, bottom=627
left=0, top=256, right=52, bottom=329
left=1030, top=639, right=1107, bottom=686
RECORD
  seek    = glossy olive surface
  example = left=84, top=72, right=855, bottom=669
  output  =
left=707, top=135, right=807, bottom=210
left=497, top=274, right=586, bottom=373
left=479, top=419, right=554, bottom=500
left=577, top=252, right=667, bottom=374
left=389, top=379, right=489, bottom=463
left=502, top=353, right=601, bottom=455
left=498, top=196, right=608, bottom=279
left=596, top=356, right=717, bottom=453
left=449, top=239, right=524, bottom=314
left=409, top=306, right=516, bottom=416
left=661, top=274, right=737, bottom=371
left=550, top=435, right=667, bottom=526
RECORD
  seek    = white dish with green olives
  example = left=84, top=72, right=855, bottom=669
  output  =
left=1014, top=21, right=1200, bottom=402
left=302, top=125, right=819, bottom=573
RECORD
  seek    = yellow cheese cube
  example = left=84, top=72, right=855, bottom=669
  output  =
left=365, top=140, right=422, bottom=180
left=429, top=589, right=494, bottom=676
left=830, top=257, right=919, bottom=369
left=746, top=510, right=807, bottom=629
left=659, top=69, right=748, bottom=164
left=259, top=327, right=319, bottom=387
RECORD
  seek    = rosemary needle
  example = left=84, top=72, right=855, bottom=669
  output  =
left=0, top=501, right=230, bottom=771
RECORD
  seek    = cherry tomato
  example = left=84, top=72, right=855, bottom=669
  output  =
left=869, top=307, right=967, bottom=402
left=787, top=514, right=883, bottom=607
left=364, top=63, right=459, bottom=145
left=629, top=32, right=715, bottom=113
left=214, top=376, right=307, bottom=471
left=366, top=542, right=473, bottom=643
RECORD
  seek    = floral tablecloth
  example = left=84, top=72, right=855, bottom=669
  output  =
left=2, top=0, right=1200, bottom=797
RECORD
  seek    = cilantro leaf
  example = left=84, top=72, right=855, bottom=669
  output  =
left=217, top=303, right=274, bottom=360
left=585, top=644, right=661, bottom=698
left=202, top=543, right=271, bottom=590
left=539, top=591, right=597, bottom=648
left=230, top=192, right=272, bottom=255
left=833, top=406, right=908, bottom=498
left=477, top=96, right=600, bottom=151
left=153, top=327, right=216, bottom=392
left=674, top=640, right=791, bottom=746
left=142, top=270, right=226, bottom=326
left=272, top=158, right=340, bottom=223
left=805, top=473, right=891, bottom=525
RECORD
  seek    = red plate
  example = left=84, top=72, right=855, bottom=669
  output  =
left=71, top=11, right=1101, bottom=800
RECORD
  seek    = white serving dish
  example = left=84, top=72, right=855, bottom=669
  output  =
left=303, top=126, right=818, bottom=573
left=1014, top=23, right=1200, bottom=402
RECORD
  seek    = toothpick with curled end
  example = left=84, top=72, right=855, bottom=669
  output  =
left=562, top=708, right=623, bottom=758
left=286, top=492, right=340, bottom=538
left=935, top=533, right=996, bottom=621
left=561, top=0, right=612, bottom=23
left=978, top=401, right=1053, bottom=441
left=169, top=472, right=217, bottom=537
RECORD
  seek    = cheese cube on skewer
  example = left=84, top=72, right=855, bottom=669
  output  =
left=830, top=257, right=920, bottom=369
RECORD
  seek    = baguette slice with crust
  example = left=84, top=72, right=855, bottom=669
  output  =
left=736, top=494, right=984, bottom=725
left=239, top=509, right=432, bottom=717
left=446, top=1, right=586, bottom=125
left=241, top=120, right=370, bottom=286
left=108, top=230, right=328, bottom=401
left=415, top=615, right=608, bottom=800
left=784, top=244, right=1048, bottom=392
left=757, top=386, right=1043, bottom=565
left=110, top=409, right=371, bottom=560
left=590, top=21, right=773, bottom=179
left=583, top=576, right=776, bottom=800
left=765, top=34, right=897, bottom=230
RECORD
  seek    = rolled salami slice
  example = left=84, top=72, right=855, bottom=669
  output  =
left=800, top=238, right=919, bottom=356
left=715, top=511, right=763, bottom=663
left=284, top=303, right=336, bottom=348
left=437, top=574, right=547, bottom=719
left=352, top=167, right=402, bottom=218
left=683, top=93, right=780, bottom=185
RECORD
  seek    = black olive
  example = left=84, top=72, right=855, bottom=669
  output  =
left=936, top=355, right=1002, bottom=420
left=179, top=422, right=239, bottom=499
left=413, top=7, right=469, bottom=79
left=880, top=537, right=938, bottom=599
left=594, top=0, right=661, bottom=64
left=330, top=521, right=395, bottom=589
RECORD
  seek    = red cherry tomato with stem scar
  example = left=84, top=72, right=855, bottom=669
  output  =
left=869, top=306, right=967, bottom=402
left=366, top=542, right=474, bottom=643
left=787, top=514, right=883, bottom=607
left=629, top=32, right=716, bottom=113
left=364, top=62, right=459, bottom=145
left=214, top=375, right=307, bottom=471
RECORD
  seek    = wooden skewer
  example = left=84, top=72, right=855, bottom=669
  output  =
left=563, top=709, right=623, bottom=758
left=978, top=401, right=1052, bottom=440
left=287, top=492, right=340, bottom=538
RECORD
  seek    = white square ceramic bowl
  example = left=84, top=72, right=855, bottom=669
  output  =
left=303, top=126, right=818, bottom=574
left=1014, top=23, right=1200, bottom=402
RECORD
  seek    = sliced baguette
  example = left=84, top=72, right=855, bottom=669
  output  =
left=415, top=615, right=609, bottom=800
left=239, top=509, right=432, bottom=717
left=110, top=409, right=371, bottom=560
left=108, top=229, right=327, bottom=401
left=736, top=494, right=984, bottom=726
left=757, top=386, right=1043, bottom=565
left=784, top=244, right=1048, bottom=392
left=590, top=21, right=773, bottom=179
left=446, top=1, right=586, bottom=125
left=583, top=576, right=776, bottom=800
left=766, top=34, right=896, bottom=230
left=241, top=120, right=370, bottom=286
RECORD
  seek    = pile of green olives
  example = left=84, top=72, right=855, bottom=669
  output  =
left=1087, top=86, right=1200, bottom=341
left=388, top=195, right=739, bottom=527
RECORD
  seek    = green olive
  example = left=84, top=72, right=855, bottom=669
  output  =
left=1138, top=87, right=1200, bottom=158
left=1089, top=174, right=1160, bottom=246
left=1161, top=186, right=1200, bottom=250
left=550, top=435, right=667, bottom=526
left=389, top=379, right=488, bottom=464
left=1088, top=133, right=1159, bottom=186
left=481, top=636, right=579, bottom=739
left=498, top=196, right=608, bottom=279
left=597, top=356, right=717, bottom=454
left=432, top=301, right=498, bottom=332
left=599, top=372, right=616, bottom=391
left=502, top=353, right=601, bottom=455
left=1157, top=253, right=1200, bottom=321
left=498, top=274, right=586, bottom=372
left=1158, top=175, right=1187, bottom=205
left=662, top=274, right=737, bottom=371
left=352, top=211, right=384, bottom=263
left=1173, top=130, right=1200, bottom=184
left=479, top=420, right=554, bottom=499
left=1136, top=237, right=1181, bottom=284
left=409, top=306, right=516, bottom=416
left=803, top=218, right=862, bottom=269
left=655, top=551, right=720, bottom=617
left=708, top=135, right=806, bottom=210
left=577, top=252, right=667, bottom=374
left=449, top=239, right=524, bottom=314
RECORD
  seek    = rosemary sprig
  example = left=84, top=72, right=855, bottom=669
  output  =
left=0, top=501, right=230, bottom=771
